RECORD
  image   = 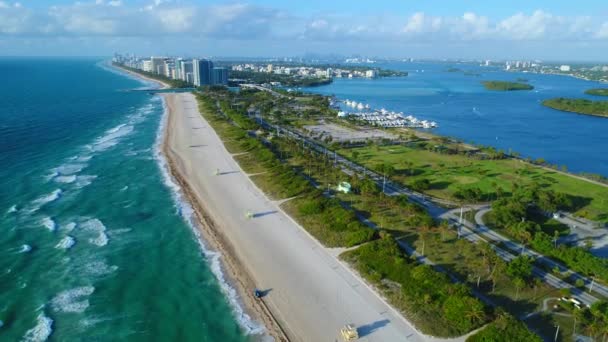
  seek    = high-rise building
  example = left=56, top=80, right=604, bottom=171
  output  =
left=193, top=59, right=214, bottom=86
left=142, top=60, right=153, bottom=72
left=174, top=59, right=183, bottom=80
left=212, top=67, right=229, bottom=85
left=180, top=61, right=193, bottom=82
left=150, top=57, right=164, bottom=75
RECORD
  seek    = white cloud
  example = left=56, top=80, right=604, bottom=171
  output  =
left=597, top=22, right=608, bottom=39
left=156, top=7, right=195, bottom=33
left=402, top=12, right=442, bottom=34
left=0, top=3, right=606, bottom=48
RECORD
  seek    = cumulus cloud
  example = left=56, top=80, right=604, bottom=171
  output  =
left=402, top=12, right=442, bottom=35
left=0, top=2, right=606, bottom=46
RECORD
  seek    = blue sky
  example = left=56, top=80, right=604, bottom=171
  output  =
left=1, top=1, right=608, bottom=61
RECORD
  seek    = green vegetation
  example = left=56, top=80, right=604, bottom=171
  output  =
left=467, top=312, right=542, bottom=342
left=572, top=300, right=608, bottom=340
left=229, top=70, right=332, bottom=87
left=198, top=86, right=548, bottom=340
left=543, top=97, right=608, bottom=117
left=482, top=81, right=534, bottom=91
left=487, top=184, right=608, bottom=283
left=112, top=62, right=192, bottom=88
left=585, top=88, right=608, bottom=96
left=196, top=90, right=374, bottom=248
left=338, top=143, right=608, bottom=222
left=341, top=236, right=488, bottom=337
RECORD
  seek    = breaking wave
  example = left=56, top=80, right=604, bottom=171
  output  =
left=22, top=313, right=53, bottom=342
left=51, top=286, right=95, bottom=313
left=152, top=97, right=264, bottom=335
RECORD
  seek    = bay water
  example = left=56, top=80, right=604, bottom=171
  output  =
left=306, top=62, right=608, bottom=177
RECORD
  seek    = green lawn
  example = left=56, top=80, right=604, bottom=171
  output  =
left=340, top=144, right=608, bottom=222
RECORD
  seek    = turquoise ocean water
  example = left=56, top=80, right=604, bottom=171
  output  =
left=0, top=58, right=259, bottom=341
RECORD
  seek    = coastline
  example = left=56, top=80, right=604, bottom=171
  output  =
left=112, top=63, right=283, bottom=339
left=160, top=91, right=443, bottom=341
left=160, top=95, right=287, bottom=341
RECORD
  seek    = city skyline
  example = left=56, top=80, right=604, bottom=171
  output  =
left=0, top=1, right=608, bottom=61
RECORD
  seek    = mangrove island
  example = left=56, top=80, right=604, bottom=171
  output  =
left=482, top=81, right=534, bottom=91
left=543, top=97, right=608, bottom=117
left=585, top=88, right=608, bottom=96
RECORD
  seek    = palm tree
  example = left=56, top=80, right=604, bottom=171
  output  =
left=513, top=277, right=526, bottom=300
left=419, top=224, right=434, bottom=256
left=464, top=301, right=486, bottom=325
left=438, top=220, right=450, bottom=242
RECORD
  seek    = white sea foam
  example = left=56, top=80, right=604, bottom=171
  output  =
left=75, top=155, right=92, bottom=163
left=85, top=260, right=118, bottom=276
left=55, top=236, right=76, bottom=250
left=152, top=98, right=264, bottom=335
left=119, top=185, right=129, bottom=191
left=44, top=171, right=59, bottom=182
left=54, top=175, right=76, bottom=184
left=54, top=163, right=87, bottom=175
left=88, top=124, right=134, bottom=152
left=107, top=123, right=126, bottom=134
left=63, top=222, right=76, bottom=232
left=22, top=313, right=53, bottom=342
left=29, top=189, right=62, bottom=212
left=41, top=217, right=56, bottom=232
left=7, top=205, right=17, bottom=214
left=81, top=219, right=108, bottom=247
left=74, top=175, right=97, bottom=189
left=19, top=244, right=32, bottom=253
left=51, top=286, right=95, bottom=313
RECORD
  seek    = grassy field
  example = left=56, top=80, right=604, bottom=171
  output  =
left=525, top=312, right=575, bottom=342
left=339, top=144, right=608, bottom=222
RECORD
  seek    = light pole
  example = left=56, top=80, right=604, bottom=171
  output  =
left=554, top=325, right=559, bottom=342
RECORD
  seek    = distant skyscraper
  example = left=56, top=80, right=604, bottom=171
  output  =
left=142, top=60, right=153, bottom=72
left=180, top=61, right=193, bottom=82
left=174, top=59, right=183, bottom=80
left=212, top=67, right=229, bottom=85
left=150, top=56, right=164, bottom=75
left=193, top=59, right=214, bottom=86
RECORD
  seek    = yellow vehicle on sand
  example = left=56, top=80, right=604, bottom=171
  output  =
left=340, top=324, right=358, bottom=341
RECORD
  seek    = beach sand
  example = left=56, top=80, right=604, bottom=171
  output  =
left=161, top=92, right=445, bottom=341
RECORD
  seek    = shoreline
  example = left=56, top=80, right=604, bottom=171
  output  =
left=160, top=91, right=440, bottom=341
left=112, top=63, right=284, bottom=340
left=160, top=95, right=288, bottom=341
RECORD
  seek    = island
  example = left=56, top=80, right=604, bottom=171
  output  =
left=585, top=88, right=608, bottom=96
left=543, top=97, right=608, bottom=117
left=482, top=81, right=534, bottom=91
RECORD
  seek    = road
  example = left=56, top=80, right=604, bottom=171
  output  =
left=167, top=93, right=455, bottom=342
left=260, top=120, right=603, bottom=307
left=471, top=207, right=608, bottom=302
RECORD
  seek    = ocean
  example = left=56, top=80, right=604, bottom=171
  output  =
left=305, top=61, right=608, bottom=177
left=0, top=58, right=259, bottom=341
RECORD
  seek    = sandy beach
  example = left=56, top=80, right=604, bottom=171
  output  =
left=161, top=91, right=455, bottom=342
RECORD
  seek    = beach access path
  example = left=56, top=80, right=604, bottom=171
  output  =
left=162, top=92, right=459, bottom=342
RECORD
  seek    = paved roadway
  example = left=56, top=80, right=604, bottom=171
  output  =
left=261, top=120, right=603, bottom=307
left=183, top=93, right=459, bottom=341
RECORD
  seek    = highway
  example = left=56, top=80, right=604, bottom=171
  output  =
left=260, top=120, right=604, bottom=307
